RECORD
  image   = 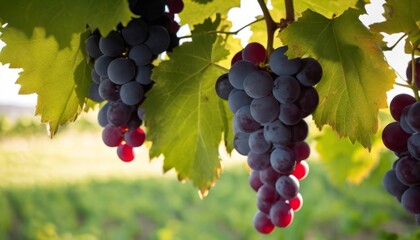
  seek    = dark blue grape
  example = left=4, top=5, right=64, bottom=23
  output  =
left=279, top=103, right=302, bottom=126
left=215, top=73, right=233, bottom=100
left=270, top=147, right=296, bottom=174
left=135, top=64, right=154, bottom=85
left=107, top=58, right=136, bottom=85
left=144, top=25, right=170, bottom=54
left=243, top=70, right=273, bottom=98
left=295, top=58, right=322, bottom=87
left=250, top=95, right=280, bottom=124
left=269, top=46, right=301, bottom=76
left=107, top=100, right=132, bottom=127
left=129, top=44, right=153, bottom=66
left=85, top=33, right=103, bottom=59
left=99, top=31, right=125, bottom=57
left=120, top=81, right=145, bottom=106
left=264, top=119, right=291, bottom=146
left=275, top=175, right=299, bottom=200
left=233, top=131, right=251, bottom=155
left=98, top=78, right=120, bottom=101
left=272, top=75, right=301, bottom=104
left=228, top=60, right=258, bottom=90
left=233, top=105, right=261, bottom=133
left=122, top=19, right=148, bottom=46
left=228, top=90, right=253, bottom=113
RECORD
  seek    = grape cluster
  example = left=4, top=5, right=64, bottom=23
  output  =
left=86, top=0, right=183, bottom=162
left=215, top=42, right=322, bottom=234
left=382, top=59, right=420, bottom=226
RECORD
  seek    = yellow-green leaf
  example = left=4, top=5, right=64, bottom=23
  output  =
left=0, top=27, right=90, bottom=136
left=0, top=0, right=134, bottom=47
left=280, top=8, right=395, bottom=149
left=179, top=0, right=239, bottom=27
left=143, top=19, right=230, bottom=196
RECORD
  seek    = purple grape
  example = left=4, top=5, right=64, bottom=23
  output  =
left=215, top=73, right=233, bottom=100
left=275, top=175, right=300, bottom=200
left=228, top=60, right=258, bottom=90
left=383, top=169, right=409, bottom=201
left=247, top=151, right=271, bottom=170
left=253, top=211, right=275, bottom=234
left=279, top=103, right=302, bottom=126
left=243, top=70, right=273, bottom=98
left=248, top=129, right=271, bottom=154
left=228, top=90, right=253, bottom=113
left=382, top=122, right=410, bottom=153
left=395, top=156, right=420, bottom=186
left=389, top=94, right=416, bottom=121
left=102, top=124, right=123, bottom=147
left=250, top=95, right=280, bottom=124
left=242, top=42, right=267, bottom=65
left=233, top=131, right=251, bottom=155
left=107, top=58, right=136, bottom=85
left=99, top=31, right=125, bottom=57
left=122, top=18, right=148, bottom=46
left=295, top=57, right=323, bottom=87
left=407, top=101, right=420, bottom=132
left=269, top=200, right=294, bottom=228
left=401, top=186, right=420, bottom=214
left=264, top=119, right=291, bottom=146
left=408, top=133, right=420, bottom=160
left=272, top=75, right=301, bottom=104
left=233, top=105, right=261, bottom=133
left=270, top=147, right=296, bottom=174
left=269, top=46, right=301, bottom=76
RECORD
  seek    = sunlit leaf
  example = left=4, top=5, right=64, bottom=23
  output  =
left=0, top=0, right=134, bottom=47
left=0, top=27, right=91, bottom=136
left=143, top=17, right=230, bottom=196
left=280, top=8, right=395, bottom=149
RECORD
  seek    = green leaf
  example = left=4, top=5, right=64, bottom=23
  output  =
left=0, top=27, right=91, bottom=136
left=0, top=0, right=134, bottom=47
left=369, top=0, right=420, bottom=35
left=143, top=20, right=230, bottom=196
left=250, top=0, right=365, bottom=45
left=179, top=0, right=239, bottom=27
left=315, top=124, right=386, bottom=186
left=280, top=8, right=395, bottom=149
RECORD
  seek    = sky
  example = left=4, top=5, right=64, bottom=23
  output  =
left=0, top=0, right=412, bottom=107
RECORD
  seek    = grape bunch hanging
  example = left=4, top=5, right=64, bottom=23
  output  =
left=215, top=42, right=322, bottom=234
left=382, top=57, right=420, bottom=226
left=85, top=0, right=183, bottom=162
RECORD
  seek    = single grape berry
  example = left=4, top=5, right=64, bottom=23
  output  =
left=117, top=144, right=135, bottom=162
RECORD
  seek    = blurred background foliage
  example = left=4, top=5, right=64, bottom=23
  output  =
left=0, top=108, right=419, bottom=240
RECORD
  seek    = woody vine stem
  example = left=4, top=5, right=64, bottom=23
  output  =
left=256, top=0, right=295, bottom=59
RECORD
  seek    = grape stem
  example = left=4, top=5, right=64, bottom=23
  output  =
left=410, top=39, right=420, bottom=100
left=381, top=33, right=407, bottom=51
left=256, top=0, right=278, bottom=58
left=208, top=17, right=265, bottom=35
left=177, top=18, right=265, bottom=39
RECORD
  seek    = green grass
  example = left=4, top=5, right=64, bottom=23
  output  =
left=0, top=114, right=420, bottom=240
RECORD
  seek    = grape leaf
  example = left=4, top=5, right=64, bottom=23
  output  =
left=250, top=0, right=365, bottom=45
left=0, top=0, right=134, bottom=47
left=0, top=26, right=91, bottom=137
left=143, top=20, right=229, bottom=196
left=315, top=125, right=385, bottom=186
left=191, top=0, right=213, bottom=3
left=369, top=0, right=420, bottom=35
left=179, top=0, right=240, bottom=27
left=280, top=8, right=395, bottom=149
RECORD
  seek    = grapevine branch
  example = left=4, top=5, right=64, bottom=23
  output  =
left=382, top=33, right=407, bottom=51
left=256, top=0, right=277, bottom=58
left=178, top=18, right=265, bottom=39
left=410, top=39, right=420, bottom=100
